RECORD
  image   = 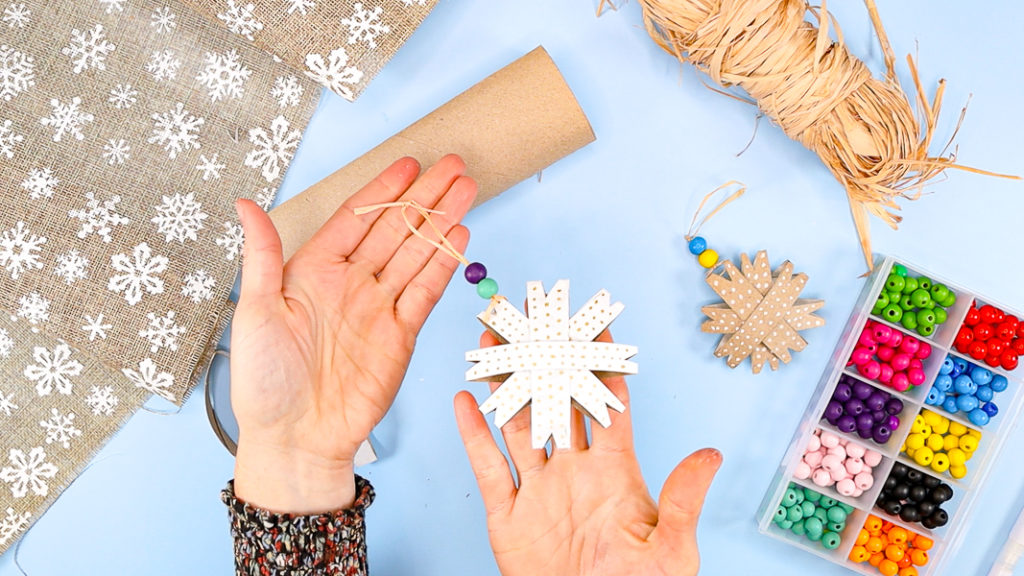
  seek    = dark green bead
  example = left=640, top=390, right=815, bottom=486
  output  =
left=882, top=304, right=903, bottom=323
left=902, top=276, right=919, bottom=294
left=885, top=275, right=906, bottom=293
left=917, top=308, right=937, bottom=326
left=893, top=264, right=908, bottom=277
left=900, top=294, right=915, bottom=310
left=917, top=276, right=932, bottom=291
left=902, top=312, right=918, bottom=331
left=935, top=307, right=948, bottom=324
left=476, top=277, right=499, bottom=299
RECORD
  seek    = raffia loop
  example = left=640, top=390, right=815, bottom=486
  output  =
left=686, top=181, right=746, bottom=242
left=354, top=201, right=471, bottom=266
left=636, top=0, right=1019, bottom=270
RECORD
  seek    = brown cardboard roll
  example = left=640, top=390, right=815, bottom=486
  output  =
left=271, top=46, right=595, bottom=259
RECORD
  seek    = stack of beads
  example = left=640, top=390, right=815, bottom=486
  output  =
left=465, top=262, right=499, bottom=299
left=772, top=483, right=853, bottom=550
left=876, top=462, right=953, bottom=529
left=954, top=302, right=1023, bottom=371
left=823, top=375, right=904, bottom=445
left=901, top=410, right=980, bottom=480
left=795, top=429, right=881, bottom=498
left=925, top=355, right=1007, bottom=427
left=687, top=235, right=719, bottom=268
left=847, top=320, right=932, bottom=393
left=872, top=264, right=956, bottom=338
left=849, top=515, right=933, bottom=576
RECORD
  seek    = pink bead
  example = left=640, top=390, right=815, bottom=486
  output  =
left=891, top=353, right=912, bottom=371
left=877, top=346, right=896, bottom=363
left=899, top=337, right=920, bottom=356
left=812, top=469, right=832, bottom=487
left=879, top=364, right=894, bottom=384
left=822, top=454, right=844, bottom=473
left=830, top=468, right=849, bottom=484
left=909, top=359, right=923, bottom=371
left=858, top=360, right=882, bottom=380
left=820, top=431, right=840, bottom=448
left=794, top=461, right=812, bottom=480
left=890, top=372, right=911, bottom=392
left=873, top=324, right=892, bottom=343
left=916, top=342, right=932, bottom=359
left=855, top=472, right=874, bottom=490
left=859, top=331, right=877, bottom=348
left=887, top=330, right=903, bottom=348
left=807, top=435, right=821, bottom=452
left=908, top=368, right=926, bottom=386
left=851, top=488, right=865, bottom=498
left=851, top=347, right=873, bottom=366
left=836, top=478, right=857, bottom=496
left=864, top=450, right=883, bottom=467
left=845, top=457, right=864, bottom=475
left=803, top=450, right=824, bottom=467
left=846, top=443, right=866, bottom=459
left=827, top=445, right=847, bottom=459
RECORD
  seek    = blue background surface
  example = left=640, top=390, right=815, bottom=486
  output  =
left=3, top=1, right=1023, bottom=574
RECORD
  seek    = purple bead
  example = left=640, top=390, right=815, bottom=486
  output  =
left=836, top=414, right=857, bottom=434
left=824, top=400, right=844, bottom=422
left=887, top=415, right=901, bottom=430
left=833, top=382, right=853, bottom=403
left=857, top=426, right=874, bottom=439
left=464, top=262, right=487, bottom=284
left=844, top=398, right=866, bottom=417
left=872, top=425, right=892, bottom=444
left=852, top=381, right=874, bottom=400
left=871, top=410, right=887, bottom=423
left=885, top=398, right=904, bottom=415
left=856, top=413, right=875, bottom=430
left=865, top=392, right=887, bottom=412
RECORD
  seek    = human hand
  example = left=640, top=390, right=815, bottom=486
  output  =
left=231, top=155, right=476, bottom=514
left=455, top=331, right=722, bottom=576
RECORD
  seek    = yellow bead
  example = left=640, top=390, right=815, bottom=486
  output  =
left=959, top=435, right=979, bottom=453
left=923, top=410, right=943, bottom=427
left=943, top=434, right=961, bottom=451
left=912, top=416, right=926, bottom=434
left=926, top=434, right=945, bottom=452
left=968, top=429, right=982, bottom=440
left=905, top=447, right=916, bottom=458
left=947, top=448, right=966, bottom=467
left=930, top=453, right=951, bottom=474
left=905, top=434, right=926, bottom=451
left=920, top=424, right=932, bottom=437
left=914, top=447, right=935, bottom=467
left=932, top=417, right=949, bottom=436
left=949, top=464, right=968, bottom=479
left=698, top=249, right=719, bottom=268
left=949, top=421, right=967, bottom=436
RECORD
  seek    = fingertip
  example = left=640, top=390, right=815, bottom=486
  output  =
left=479, top=330, right=500, bottom=347
left=440, top=153, right=467, bottom=173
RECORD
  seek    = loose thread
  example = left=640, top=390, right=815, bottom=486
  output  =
left=354, top=201, right=471, bottom=266
left=685, top=181, right=746, bottom=242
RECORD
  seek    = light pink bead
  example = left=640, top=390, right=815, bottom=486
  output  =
left=845, top=443, right=866, bottom=459
left=851, top=488, right=865, bottom=498
left=899, top=337, right=920, bottom=356
left=836, top=478, right=857, bottom=496
left=820, top=431, right=840, bottom=448
left=830, top=468, right=849, bottom=484
left=803, top=450, right=824, bottom=467
left=877, top=345, right=896, bottom=363
left=851, top=347, right=873, bottom=366
left=822, top=454, right=844, bottom=473
left=813, top=469, right=832, bottom=487
left=890, top=372, right=911, bottom=392
left=794, top=461, right=812, bottom=480
left=864, top=450, right=883, bottom=467
left=807, top=435, right=821, bottom=452
left=916, top=342, right=932, bottom=359
left=827, top=445, right=847, bottom=459
left=855, top=472, right=874, bottom=490
left=891, top=353, right=912, bottom=371
left=888, top=330, right=903, bottom=348
left=908, top=368, right=926, bottom=386
left=845, top=458, right=864, bottom=475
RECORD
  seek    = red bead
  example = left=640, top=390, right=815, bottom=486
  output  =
left=969, top=341, right=989, bottom=360
left=965, top=307, right=981, bottom=326
left=986, top=355, right=1002, bottom=368
left=955, top=326, right=974, bottom=347
left=1013, top=338, right=1024, bottom=355
left=974, top=323, right=994, bottom=342
left=1002, top=351, right=1020, bottom=371
left=980, top=305, right=1004, bottom=325
left=988, top=339, right=1007, bottom=356
left=995, top=322, right=1017, bottom=343
left=1018, top=322, right=1024, bottom=339
left=955, top=341, right=971, bottom=354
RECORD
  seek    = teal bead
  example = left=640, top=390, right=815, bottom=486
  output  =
left=779, top=519, right=794, bottom=530
left=476, top=277, right=499, bottom=299
left=839, top=503, right=854, bottom=514
left=774, top=506, right=787, bottom=524
left=804, top=517, right=824, bottom=539
left=804, top=489, right=822, bottom=503
left=791, top=519, right=807, bottom=536
left=783, top=488, right=798, bottom=507
left=801, top=500, right=815, bottom=518
left=826, top=506, right=847, bottom=524
left=819, top=497, right=837, bottom=508
left=893, top=264, right=908, bottom=277
left=793, top=489, right=805, bottom=505
left=787, top=506, right=804, bottom=522
left=821, top=532, right=842, bottom=550
left=828, top=521, right=845, bottom=532
left=813, top=508, right=828, bottom=523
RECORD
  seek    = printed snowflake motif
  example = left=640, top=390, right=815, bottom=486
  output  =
left=218, top=0, right=263, bottom=40
left=0, top=221, right=46, bottom=280
left=304, top=47, right=364, bottom=101
left=24, top=343, right=82, bottom=396
left=62, top=24, right=116, bottom=74
left=81, top=314, right=111, bottom=341
left=84, top=385, right=119, bottom=416
left=122, top=358, right=175, bottom=401
left=149, top=102, right=203, bottom=159
left=215, top=222, right=244, bottom=261
left=98, top=0, right=125, bottom=14
left=53, top=249, right=89, bottom=284
left=152, top=192, right=208, bottom=243
left=20, top=167, right=58, bottom=199
left=0, top=328, right=12, bottom=357
left=40, top=96, right=94, bottom=142
left=0, top=391, right=17, bottom=416
left=0, top=447, right=58, bottom=498
left=467, top=280, right=638, bottom=449
left=196, top=49, right=252, bottom=102
left=102, top=138, right=130, bottom=165
left=245, top=115, right=301, bottom=183
left=151, top=6, right=176, bottom=33
left=14, top=293, right=49, bottom=329
left=398, top=0, right=428, bottom=5
left=0, top=507, right=31, bottom=548
left=340, top=3, right=390, bottom=49
left=39, top=408, right=81, bottom=449
left=181, top=269, right=215, bottom=303
left=108, top=242, right=168, bottom=306
left=139, top=310, right=184, bottom=353
left=270, top=75, right=304, bottom=108
left=108, top=83, right=138, bottom=109
left=195, top=153, right=225, bottom=180
left=0, top=119, right=22, bottom=158
left=0, top=45, right=34, bottom=101
left=253, top=187, right=275, bottom=210
left=284, top=0, right=314, bottom=15
left=69, top=192, right=130, bottom=243
left=145, top=49, right=181, bottom=82
left=2, top=3, right=30, bottom=27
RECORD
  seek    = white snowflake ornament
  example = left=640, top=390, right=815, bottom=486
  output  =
left=467, top=280, right=637, bottom=449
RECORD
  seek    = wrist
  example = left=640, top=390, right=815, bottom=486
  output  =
left=234, top=440, right=356, bottom=515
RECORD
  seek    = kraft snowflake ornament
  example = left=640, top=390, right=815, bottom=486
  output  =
left=466, top=280, right=638, bottom=449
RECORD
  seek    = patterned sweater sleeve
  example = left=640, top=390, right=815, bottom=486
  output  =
left=222, top=475, right=375, bottom=576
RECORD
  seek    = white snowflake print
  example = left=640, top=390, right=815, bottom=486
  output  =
left=69, top=192, right=130, bottom=242
left=340, top=3, right=390, bottom=49
left=2, top=3, right=30, bottom=27
left=15, top=293, right=50, bottom=327
left=398, top=0, right=428, bottom=5
left=139, top=310, right=184, bottom=353
left=0, top=118, right=22, bottom=158
left=253, top=187, right=274, bottom=210
left=145, top=49, right=181, bottom=82
left=468, top=280, right=637, bottom=449
left=196, top=49, right=252, bottom=102
left=151, top=6, right=176, bottom=33
left=149, top=102, right=203, bottom=159
left=108, top=242, right=168, bottom=306
left=195, top=154, right=225, bottom=180
left=98, top=0, right=125, bottom=14
left=39, top=408, right=81, bottom=449
left=24, top=343, right=83, bottom=396
left=0, top=447, right=58, bottom=498
left=108, top=83, right=138, bottom=109
left=0, top=391, right=16, bottom=416
left=245, top=115, right=301, bottom=183
left=101, top=138, right=130, bottom=166
left=84, top=385, right=119, bottom=416
left=218, top=0, right=263, bottom=40
left=0, top=221, right=46, bottom=280
left=20, top=167, right=58, bottom=200
left=0, top=328, right=12, bottom=357
left=62, top=24, right=116, bottom=74
left=122, top=358, right=175, bottom=401
left=304, top=47, right=364, bottom=101
left=53, top=249, right=89, bottom=284
left=152, top=192, right=208, bottom=243
left=40, top=97, right=94, bottom=142
left=270, top=75, right=304, bottom=108
left=0, top=507, right=31, bottom=547
left=0, top=45, right=34, bottom=101
left=181, top=269, right=215, bottom=303
left=215, top=222, right=244, bottom=261
left=284, top=0, right=314, bottom=15
left=81, top=314, right=111, bottom=341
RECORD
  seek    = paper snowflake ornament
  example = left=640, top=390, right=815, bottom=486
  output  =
left=467, top=280, right=637, bottom=449
left=701, top=250, right=825, bottom=373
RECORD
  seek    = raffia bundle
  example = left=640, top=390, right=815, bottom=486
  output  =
left=616, top=0, right=1016, bottom=269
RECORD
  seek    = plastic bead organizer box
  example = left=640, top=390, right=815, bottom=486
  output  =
left=758, top=256, right=1024, bottom=576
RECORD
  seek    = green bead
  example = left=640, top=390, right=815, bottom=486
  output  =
left=801, top=500, right=815, bottom=518
left=917, top=276, right=932, bottom=291
left=874, top=292, right=889, bottom=310
left=476, top=277, right=499, bottom=299
left=901, top=312, right=918, bottom=331
left=940, top=292, right=957, bottom=308
left=826, top=506, right=848, bottom=524
left=930, top=284, right=950, bottom=304
left=821, top=532, right=842, bottom=550
left=885, top=275, right=906, bottom=293
left=902, top=276, right=919, bottom=294
left=934, top=307, right=948, bottom=324
left=787, top=506, right=804, bottom=522
left=881, top=304, right=903, bottom=323
left=819, top=497, right=837, bottom=508
left=779, top=519, right=794, bottom=530
left=900, top=294, right=915, bottom=311
left=893, top=264, right=908, bottom=277
left=804, top=489, right=822, bottom=503
left=910, top=288, right=932, bottom=309
left=791, top=519, right=807, bottom=536
left=918, top=323, right=936, bottom=337
left=916, top=308, right=936, bottom=326
left=774, top=506, right=788, bottom=524
left=888, top=290, right=903, bottom=305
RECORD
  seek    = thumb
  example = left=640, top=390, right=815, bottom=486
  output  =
left=650, top=448, right=722, bottom=559
left=235, top=199, right=284, bottom=303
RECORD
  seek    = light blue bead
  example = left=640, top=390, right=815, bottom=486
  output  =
left=991, top=375, right=1010, bottom=393
left=971, top=366, right=994, bottom=385
left=934, top=374, right=954, bottom=392
left=957, top=394, right=980, bottom=412
left=968, top=408, right=990, bottom=427
left=976, top=385, right=994, bottom=403
left=940, top=357, right=955, bottom=375
left=952, top=358, right=969, bottom=378
left=925, top=387, right=939, bottom=405
left=933, top=389, right=946, bottom=406
left=942, top=397, right=960, bottom=414
left=954, top=375, right=977, bottom=396
left=688, top=236, right=707, bottom=255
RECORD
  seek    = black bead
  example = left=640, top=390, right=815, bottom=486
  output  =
left=885, top=476, right=899, bottom=490
left=917, top=501, right=937, bottom=517
left=931, top=484, right=954, bottom=503
left=921, top=474, right=941, bottom=489
left=891, top=463, right=908, bottom=478
left=921, top=516, right=938, bottom=529
left=900, top=505, right=921, bottom=523
left=909, top=486, right=929, bottom=503
left=931, top=509, right=949, bottom=527
left=882, top=500, right=903, bottom=516
left=892, top=484, right=910, bottom=500
left=906, top=469, right=923, bottom=484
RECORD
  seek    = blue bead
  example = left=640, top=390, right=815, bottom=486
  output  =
left=933, top=389, right=946, bottom=406
left=688, top=236, right=707, bottom=255
left=942, top=397, right=960, bottom=414
left=968, top=408, right=990, bottom=427
left=991, top=375, right=1010, bottom=393
left=956, top=394, right=980, bottom=412
left=926, top=387, right=940, bottom=405
left=970, top=366, right=993, bottom=385
left=976, top=385, right=994, bottom=403
left=953, top=375, right=976, bottom=396
left=952, top=358, right=969, bottom=378
left=940, top=357, right=955, bottom=375
left=983, top=402, right=1000, bottom=417
left=934, top=374, right=953, bottom=392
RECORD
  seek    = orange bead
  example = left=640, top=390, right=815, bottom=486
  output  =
left=914, top=535, right=934, bottom=551
left=870, top=552, right=885, bottom=567
left=849, top=545, right=870, bottom=563
left=898, top=567, right=919, bottom=576
left=888, top=526, right=909, bottom=545
left=856, top=529, right=870, bottom=546
left=866, top=536, right=886, bottom=554
left=897, top=554, right=913, bottom=569
left=910, top=549, right=930, bottom=566
left=883, top=521, right=895, bottom=532
left=885, top=544, right=906, bottom=562
left=865, top=515, right=884, bottom=534
left=879, top=558, right=900, bottom=576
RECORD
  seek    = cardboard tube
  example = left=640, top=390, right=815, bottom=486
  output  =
left=270, top=46, right=595, bottom=259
